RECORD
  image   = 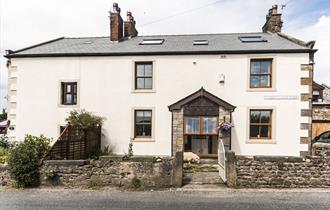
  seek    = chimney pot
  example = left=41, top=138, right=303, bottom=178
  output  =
left=124, top=11, right=138, bottom=38
left=110, top=3, right=124, bottom=41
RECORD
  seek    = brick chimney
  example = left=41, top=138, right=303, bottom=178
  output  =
left=262, top=5, right=283, bottom=33
left=124, top=11, right=138, bottom=38
left=109, top=3, right=123, bottom=41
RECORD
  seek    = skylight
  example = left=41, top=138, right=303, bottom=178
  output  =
left=239, top=36, right=267, bottom=43
left=193, top=40, right=209, bottom=45
left=140, top=39, right=164, bottom=45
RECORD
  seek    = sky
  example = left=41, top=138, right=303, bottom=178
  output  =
left=0, top=0, right=329, bottom=109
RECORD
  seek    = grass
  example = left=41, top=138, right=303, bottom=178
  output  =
left=0, top=147, right=10, bottom=164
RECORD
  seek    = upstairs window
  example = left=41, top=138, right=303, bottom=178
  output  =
left=135, top=62, right=153, bottom=90
left=250, top=59, right=272, bottom=88
left=61, top=82, right=77, bottom=105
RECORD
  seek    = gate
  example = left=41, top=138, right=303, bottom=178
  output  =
left=218, top=138, right=226, bottom=182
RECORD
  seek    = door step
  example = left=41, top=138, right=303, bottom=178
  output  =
left=183, top=172, right=224, bottom=185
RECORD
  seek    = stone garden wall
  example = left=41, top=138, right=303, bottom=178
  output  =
left=40, top=154, right=182, bottom=189
left=226, top=143, right=330, bottom=188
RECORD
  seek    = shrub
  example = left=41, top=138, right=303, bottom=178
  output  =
left=0, top=135, right=14, bottom=149
left=131, top=176, right=141, bottom=189
left=7, top=135, right=50, bottom=188
left=66, top=109, right=105, bottom=129
left=123, top=143, right=133, bottom=160
left=0, top=147, right=10, bottom=164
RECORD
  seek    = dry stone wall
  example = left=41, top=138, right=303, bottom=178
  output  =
left=229, top=143, right=330, bottom=188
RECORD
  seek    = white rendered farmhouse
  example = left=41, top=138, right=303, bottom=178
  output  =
left=5, top=4, right=316, bottom=157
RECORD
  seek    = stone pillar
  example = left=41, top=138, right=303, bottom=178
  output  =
left=225, top=151, right=237, bottom=188
left=172, top=109, right=184, bottom=156
left=172, top=151, right=183, bottom=187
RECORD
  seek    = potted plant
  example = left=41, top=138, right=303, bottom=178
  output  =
left=218, top=122, right=234, bottom=133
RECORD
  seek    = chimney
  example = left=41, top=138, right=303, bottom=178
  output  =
left=262, top=5, right=283, bottom=33
left=109, top=3, right=123, bottom=41
left=124, top=11, right=138, bottom=38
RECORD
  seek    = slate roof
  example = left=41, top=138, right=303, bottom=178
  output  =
left=5, top=32, right=315, bottom=58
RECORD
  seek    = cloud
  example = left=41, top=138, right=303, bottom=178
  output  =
left=0, top=0, right=329, bottom=108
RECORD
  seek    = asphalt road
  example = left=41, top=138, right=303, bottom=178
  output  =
left=0, top=188, right=329, bottom=210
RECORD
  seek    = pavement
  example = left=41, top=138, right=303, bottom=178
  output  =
left=0, top=187, right=329, bottom=210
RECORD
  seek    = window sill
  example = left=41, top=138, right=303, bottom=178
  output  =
left=58, top=104, right=79, bottom=108
left=131, top=89, right=156, bottom=94
left=246, top=139, right=276, bottom=144
left=131, top=137, right=155, bottom=142
left=246, top=88, right=276, bottom=92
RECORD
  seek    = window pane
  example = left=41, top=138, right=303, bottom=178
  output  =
left=143, top=111, right=152, bottom=123
left=260, top=111, right=271, bottom=123
left=143, top=124, right=152, bottom=136
left=250, top=76, right=260, bottom=88
left=136, top=78, right=145, bottom=89
left=185, top=117, right=199, bottom=134
left=260, top=61, right=271, bottom=74
left=66, top=94, right=72, bottom=104
left=251, top=61, right=260, bottom=74
left=144, top=78, right=152, bottom=89
left=73, top=94, right=77, bottom=104
left=250, top=125, right=259, bottom=138
left=135, top=124, right=144, bottom=136
left=144, top=65, right=152, bottom=76
left=135, top=111, right=144, bottom=123
left=250, top=111, right=260, bottom=123
left=260, top=76, right=270, bottom=87
left=202, top=117, right=217, bottom=134
left=136, top=65, right=144, bottom=76
left=66, top=84, right=71, bottom=93
left=260, top=125, right=270, bottom=138
left=73, top=84, right=77, bottom=93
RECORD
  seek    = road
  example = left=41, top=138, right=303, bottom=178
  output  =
left=0, top=188, right=329, bottom=210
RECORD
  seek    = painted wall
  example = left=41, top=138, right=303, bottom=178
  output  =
left=8, top=53, right=310, bottom=156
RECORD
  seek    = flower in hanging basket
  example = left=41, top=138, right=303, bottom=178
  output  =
left=218, top=122, right=234, bottom=131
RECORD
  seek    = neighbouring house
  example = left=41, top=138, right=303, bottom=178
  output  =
left=4, top=4, right=317, bottom=158
left=312, top=81, right=330, bottom=138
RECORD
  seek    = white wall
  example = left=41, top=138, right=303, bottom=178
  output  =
left=10, top=53, right=309, bottom=156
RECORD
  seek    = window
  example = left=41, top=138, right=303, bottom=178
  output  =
left=139, top=39, right=164, bottom=45
left=135, top=62, right=153, bottom=90
left=239, top=36, right=267, bottom=43
left=134, top=110, right=152, bottom=138
left=61, top=82, right=77, bottom=105
left=312, top=90, right=322, bottom=102
left=184, top=116, right=217, bottom=135
left=193, top=40, right=209, bottom=45
left=250, top=59, right=272, bottom=88
left=249, top=110, right=272, bottom=139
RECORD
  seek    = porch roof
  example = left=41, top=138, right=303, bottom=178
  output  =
left=168, top=87, right=236, bottom=112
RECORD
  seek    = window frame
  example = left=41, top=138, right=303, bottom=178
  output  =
left=131, top=107, right=155, bottom=142
left=184, top=116, right=218, bottom=136
left=135, top=62, right=153, bottom=90
left=249, top=59, right=273, bottom=89
left=58, top=80, right=79, bottom=107
left=134, top=110, right=152, bottom=138
left=249, top=110, right=272, bottom=140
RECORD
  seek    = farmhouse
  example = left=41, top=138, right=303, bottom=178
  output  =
left=5, top=4, right=316, bottom=161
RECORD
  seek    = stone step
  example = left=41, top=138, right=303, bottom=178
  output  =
left=183, top=163, right=219, bottom=173
left=183, top=172, right=224, bottom=185
left=199, top=158, right=218, bottom=164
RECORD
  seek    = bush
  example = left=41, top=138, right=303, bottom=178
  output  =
left=131, top=176, right=141, bottom=189
left=0, top=147, right=9, bottom=164
left=123, top=143, right=133, bottom=160
left=66, top=109, right=105, bottom=129
left=0, top=135, right=14, bottom=148
left=7, top=135, right=50, bottom=188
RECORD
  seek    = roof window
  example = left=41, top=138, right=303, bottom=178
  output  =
left=139, top=39, right=164, bottom=45
left=239, top=36, right=267, bottom=43
left=193, top=40, right=209, bottom=45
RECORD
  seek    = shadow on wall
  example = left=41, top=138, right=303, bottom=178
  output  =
left=100, top=128, right=117, bottom=153
left=230, top=118, right=242, bottom=155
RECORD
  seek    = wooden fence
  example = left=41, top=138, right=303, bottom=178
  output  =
left=46, top=125, right=101, bottom=160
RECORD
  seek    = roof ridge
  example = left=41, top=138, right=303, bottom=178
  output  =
left=137, top=32, right=266, bottom=37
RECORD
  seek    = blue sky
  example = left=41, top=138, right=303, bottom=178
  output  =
left=0, top=0, right=329, bottom=109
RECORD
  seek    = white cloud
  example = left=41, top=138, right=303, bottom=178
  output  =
left=0, top=0, right=329, bottom=108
